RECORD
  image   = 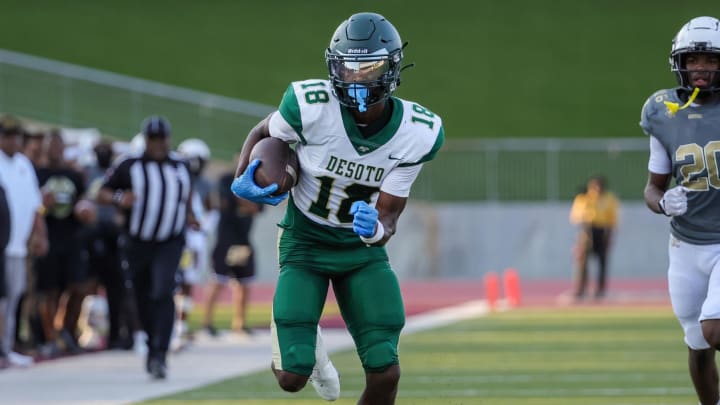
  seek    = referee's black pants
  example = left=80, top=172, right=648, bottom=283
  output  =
left=125, top=235, right=184, bottom=361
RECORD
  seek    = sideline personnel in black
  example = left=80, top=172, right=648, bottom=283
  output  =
left=98, top=116, right=195, bottom=379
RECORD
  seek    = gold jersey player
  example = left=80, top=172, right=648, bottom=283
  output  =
left=231, top=12, right=444, bottom=405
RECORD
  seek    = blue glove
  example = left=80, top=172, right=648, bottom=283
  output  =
left=230, top=159, right=288, bottom=206
left=350, top=200, right=378, bottom=237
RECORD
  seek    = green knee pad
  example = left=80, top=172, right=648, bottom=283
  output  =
left=361, top=340, right=399, bottom=372
left=275, top=318, right=318, bottom=375
left=281, top=342, right=316, bottom=376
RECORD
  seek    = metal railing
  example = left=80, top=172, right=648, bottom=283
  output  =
left=413, top=138, right=649, bottom=201
left=0, top=48, right=273, bottom=161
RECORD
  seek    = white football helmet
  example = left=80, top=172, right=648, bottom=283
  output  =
left=177, top=138, right=211, bottom=160
left=129, top=133, right=145, bottom=154
left=177, top=138, right=211, bottom=175
left=670, top=16, right=720, bottom=92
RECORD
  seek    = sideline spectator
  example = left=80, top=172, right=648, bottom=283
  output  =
left=22, top=131, right=46, bottom=171
left=172, top=138, right=216, bottom=351
left=0, top=116, right=48, bottom=367
left=16, top=130, right=45, bottom=354
left=203, top=152, right=261, bottom=338
left=35, top=130, right=95, bottom=357
left=84, top=140, right=141, bottom=350
left=569, top=175, right=619, bottom=300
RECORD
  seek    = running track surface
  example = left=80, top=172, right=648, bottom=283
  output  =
left=194, top=277, right=670, bottom=328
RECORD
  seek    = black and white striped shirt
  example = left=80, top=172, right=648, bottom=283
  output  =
left=103, top=152, right=191, bottom=242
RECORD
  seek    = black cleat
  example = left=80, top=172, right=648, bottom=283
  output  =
left=147, top=357, right=167, bottom=380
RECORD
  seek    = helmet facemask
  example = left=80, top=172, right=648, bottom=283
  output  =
left=327, top=49, right=402, bottom=112
left=671, top=52, right=720, bottom=94
left=187, top=156, right=206, bottom=176
left=177, top=138, right=210, bottom=176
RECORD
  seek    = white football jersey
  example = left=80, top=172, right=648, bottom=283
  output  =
left=268, top=79, right=444, bottom=229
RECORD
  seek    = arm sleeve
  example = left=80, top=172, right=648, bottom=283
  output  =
left=270, top=82, right=306, bottom=144
left=380, top=164, right=423, bottom=198
left=269, top=111, right=301, bottom=144
left=639, top=97, right=654, bottom=136
left=648, top=136, right=672, bottom=174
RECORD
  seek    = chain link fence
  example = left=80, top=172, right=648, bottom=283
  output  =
left=414, top=138, right=649, bottom=201
left=0, top=49, right=273, bottom=161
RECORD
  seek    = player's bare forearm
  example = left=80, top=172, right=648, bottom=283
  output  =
left=644, top=172, right=671, bottom=214
left=235, top=113, right=273, bottom=177
left=375, top=192, right=407, bottom=246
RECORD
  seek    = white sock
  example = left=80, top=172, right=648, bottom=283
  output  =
left=315, top=325, right=330, bottom=368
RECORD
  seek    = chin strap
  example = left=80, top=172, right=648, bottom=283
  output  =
left=664, top=87, right=700, bottom=116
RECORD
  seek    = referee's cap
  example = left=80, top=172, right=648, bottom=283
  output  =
left=141, top=115, right=171, bottom=138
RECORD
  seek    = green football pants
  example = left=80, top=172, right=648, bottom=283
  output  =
left=271, top=260, right=405, bottom=375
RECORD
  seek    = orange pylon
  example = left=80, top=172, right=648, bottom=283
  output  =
left=484, top=271, right=500, bottom=311
left=503, top=268, right=521, bottom=307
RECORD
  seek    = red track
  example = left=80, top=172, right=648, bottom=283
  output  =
left=194, top=277, right=670, bottom=328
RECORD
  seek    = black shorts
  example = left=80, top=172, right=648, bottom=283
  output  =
left=35, top=241, right=89, bottom=292
left=212, top=242, right=255, bottom=282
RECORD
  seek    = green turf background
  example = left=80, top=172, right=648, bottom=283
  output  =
left=0, top=0, right=715, bottom=139
left=0, top=1, right=716, bottom=200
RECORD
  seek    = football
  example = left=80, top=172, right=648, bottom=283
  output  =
left=249, top=137, right=300, bottom=195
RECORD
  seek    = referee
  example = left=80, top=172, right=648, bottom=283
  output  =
left=98, top=115, right=195, bottom=379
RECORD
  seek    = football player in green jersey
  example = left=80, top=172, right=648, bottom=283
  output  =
left=231, top=12, right=444, bottom=405
left=640, top=16, right=720, bottom=405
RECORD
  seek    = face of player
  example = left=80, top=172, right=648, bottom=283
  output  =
left=94, top=143, right=113, bottom=168
left=684, top=53, right=720, bottom=90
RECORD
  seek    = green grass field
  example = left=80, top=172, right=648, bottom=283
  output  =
left=143, top=306, right=696, bottom=405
